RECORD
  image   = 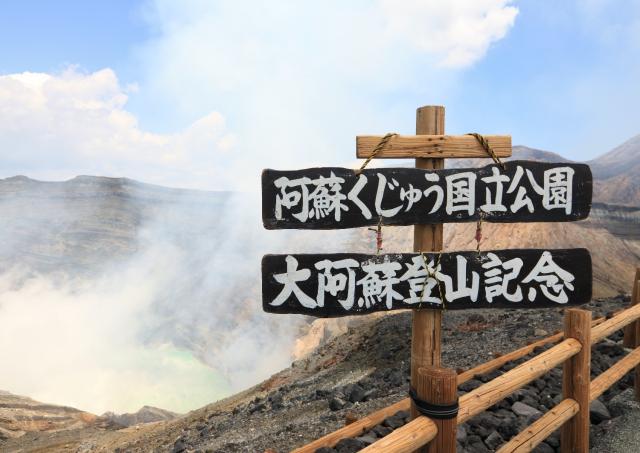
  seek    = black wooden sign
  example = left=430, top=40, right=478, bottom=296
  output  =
left=262, top=249, right=592, bottom=317
left=262, top=161, right=592, bottom=229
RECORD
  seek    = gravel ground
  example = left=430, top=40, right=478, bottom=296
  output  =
left=121, top=297, right=636, bottom=452
left=591, top=388, right=640, bottom=452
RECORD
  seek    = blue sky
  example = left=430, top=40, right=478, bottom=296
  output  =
left=0, top=1, right=638, bottom=189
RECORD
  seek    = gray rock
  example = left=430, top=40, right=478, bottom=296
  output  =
left=546, top=431, right=559, bottom=448
left=329, top=397, right=346, bottom=411
left=348, top=385, right=366, bottom=403
left=512, top=401, right=542, bottom=419
left=484, top=430, right=504, bottom=450
left=383, top=415, right=404, bottom=429
left=355, top=434, right=377, bottom=446
left=335, top=437, right=365, bottom=453
left=459, top=379, right=483, bottom=392
left=468, top=439, right=490, bottom=452
left=172, top=439, right=186, bottom=453
left=372, top=424, right=392, bottom=437
left=315, top=448, right=335, bottom=453
left=590, top=399, right=612, bottom=424
left=456, top=425, right=467, bottom=443
left=607, top=388, right=640, bottom=417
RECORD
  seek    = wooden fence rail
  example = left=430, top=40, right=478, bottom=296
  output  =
left=292, top=318, right=606, bottom=453
left=293, top=270, right=640, bottom=453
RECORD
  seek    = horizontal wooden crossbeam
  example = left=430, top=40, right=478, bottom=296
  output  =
left=496, top=398, right=579, bottom=453
left=356, top=134, right=512, bottom=159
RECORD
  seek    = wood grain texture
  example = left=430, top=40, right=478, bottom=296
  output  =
left=356, top=134, right=512, bottom=159
left=291, top=318, right=606, bottom=452
left=590, top=347, right=640, bottom=401
left=359, top=416, right=437, bottom=453
left=419, top=367, right=457, bottom=453
left=561, top=309, right=591, bottom=453
left=411, top=106, right=444, bottom=435
left=290, top=399, right=410, bottom=453
left=497, top=399, right=579, bottom=453
left=370, top=339, right=581, bottom=452
left=591, top=302, right=640, bottom=344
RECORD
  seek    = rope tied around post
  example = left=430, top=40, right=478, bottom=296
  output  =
left=409, top=387, right=459, bottom=419
left=467, top=132, right=506, bottom=170
left=419, top=251, right=447, bottom=310
left=355, top=133, right=398, bottom=175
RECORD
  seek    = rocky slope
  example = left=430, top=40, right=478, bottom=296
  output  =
left=1, top=135, right=640, bottom=450
left=99, top=406, right=179, bottom=428
left=589, top=134, right=640, bottom=206
left=0, top=297, right=633, bottom=452
left=0, top=175, right=231, bottom=276
left=0, top=391, right=97, bottom=441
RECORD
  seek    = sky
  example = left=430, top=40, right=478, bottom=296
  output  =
left=0, top=0, right=639, bottom=190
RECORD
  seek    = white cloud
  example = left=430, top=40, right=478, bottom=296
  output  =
left=0, top=68, right=234, bottom=189
left=0, top=2, right=517, bottom=190
left=126, top=0, right=518, bottom=189
left=380, top=0, right=519, bottom=67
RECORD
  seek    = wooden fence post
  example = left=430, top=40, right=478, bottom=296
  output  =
left=634, top=277, right=640, bottom=401
left=411, top=105, right=445, bottom=432
left=623, top=269, right=640, bottom=400
left=416, top=367, right=457, bottom=453
left=560, top=309, right=592, bottom=453
left=623, top=268, right=640, bottom=347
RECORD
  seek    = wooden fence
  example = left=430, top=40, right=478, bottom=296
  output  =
left=293, top=269, right=640, bottom=453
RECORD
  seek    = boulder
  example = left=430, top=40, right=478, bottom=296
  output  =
left=512, top=401, right=542, bottom=420
left=335, top=438, right=365, bottom=453
left=484, top=430, right=504, bottom=450
left=590, top=399, right=612, bottom=424
left=329, top=397, right=346, bottom=411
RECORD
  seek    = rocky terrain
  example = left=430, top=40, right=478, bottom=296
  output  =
left=0, top=392, right=179, bottom=444
left=99, top=407, right=179, bottom=429
left=0, top=135, right=639, bottom=451
left=1, top=297, right=635, bottom=452
left=0, top=391, right=97, bottom=441
left=589, top=134, right=640, bottom=206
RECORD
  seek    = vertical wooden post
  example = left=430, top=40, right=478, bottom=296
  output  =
left=633, top=277, right=640, bottom=401
left=623, top=268, right=640, bottom=347
left=411, top=106, right=445, bottom=452
left=416, top=367, right=458, bottom=453
left=560, top=309, right=592, bottom=453
left=632, top=310, right=640, bottom=401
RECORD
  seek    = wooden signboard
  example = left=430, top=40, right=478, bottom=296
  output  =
left=262, top=161, right=592, bottom=229
left=262, top=248, right=592, bottom=317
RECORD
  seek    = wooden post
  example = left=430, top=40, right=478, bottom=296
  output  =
left=411, top=106, right=445, bottom=453
left=411, top=106, right=445, bottom=426
left=560, top=309, right=592, bottom=453
left=415, top=367, right=457, bottom=453
left=631, top=294, right=640, bottom=401
left=623, top=268, right=640, bottom=347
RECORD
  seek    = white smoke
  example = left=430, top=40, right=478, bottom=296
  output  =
left=0, top=186, right=309, bottom=414
left=0, top=0, right=519, bottom=415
